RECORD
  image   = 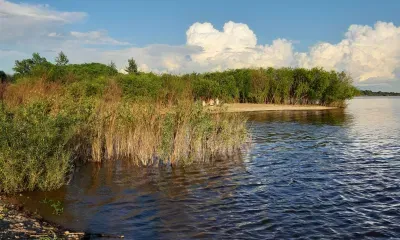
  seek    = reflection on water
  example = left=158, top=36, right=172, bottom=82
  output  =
left=13, top=97, right=400, bottom=239
left=248, top=108, right=349, bottom=125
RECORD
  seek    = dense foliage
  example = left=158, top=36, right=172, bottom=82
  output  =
left=7, top=53, right=357, bottom=106
left=188, top=68, right=357, bottom=106
left=0, top=102, right=74, bottom=193
left=117, top=67, right=357, bottom=106
left=0, top=70, right=14, bottom=83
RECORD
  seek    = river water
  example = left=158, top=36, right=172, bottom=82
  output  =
left=13, top=97, right=400, bottom=239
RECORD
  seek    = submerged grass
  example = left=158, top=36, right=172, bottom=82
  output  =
left=0, top=79, right=249, bottom=193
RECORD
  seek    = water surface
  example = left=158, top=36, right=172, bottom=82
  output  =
left=15, top=97, right=400, bottom=239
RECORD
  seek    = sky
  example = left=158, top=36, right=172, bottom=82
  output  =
left=1, top=0, right=400, bottom=91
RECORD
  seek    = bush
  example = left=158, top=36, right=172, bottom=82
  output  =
left=118, top=73, right=162, bottom=101
left=0, top=101, right=76, bottom=193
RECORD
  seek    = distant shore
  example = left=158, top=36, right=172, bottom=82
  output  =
left=210, top=103, right=337, bottom=113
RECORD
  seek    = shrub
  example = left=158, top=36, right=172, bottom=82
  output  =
left=0, top=101, right=75, bottom=193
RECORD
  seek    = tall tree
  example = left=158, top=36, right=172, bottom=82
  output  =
left=125, top=58, right=138, bottom=74
left=108, top=61, right=117, bottom=70
left=108, top=61, right=118, bottom=76
left=55, top=51, right=69, bottom=66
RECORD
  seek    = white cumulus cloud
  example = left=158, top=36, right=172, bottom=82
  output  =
left=186, top=21, right=294, bottom=71
left=296, top=21, right=400, bottom=82
left=187, top=21, right=257, bottom=52
left=185, top=21, right=400, bottom=84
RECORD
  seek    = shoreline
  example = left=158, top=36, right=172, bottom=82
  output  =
left=211, top=103, right=337, bottom=113
left=0, top=195, right=85, bottom=239
left=0, top=195, right=125, bottom=239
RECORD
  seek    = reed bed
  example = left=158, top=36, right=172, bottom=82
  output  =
left=88, top=101, right=248, bottom=165
left=0, top=79, right=249, bottom=193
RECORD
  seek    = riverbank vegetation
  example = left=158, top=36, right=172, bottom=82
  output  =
left=0, top=52, right=357, bottom=193
left=358, top=90, right=400, bottom=96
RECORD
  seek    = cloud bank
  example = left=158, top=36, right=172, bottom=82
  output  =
left=186, top=21, right=295, bottom=71
left=296, top=22, right=400, bottom=83
left=1, top=0, right=400, bottom=87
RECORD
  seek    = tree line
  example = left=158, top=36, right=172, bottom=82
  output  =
left=358, top=90, right=400, bottom=96
left=1, top=52, right=358, bottom=106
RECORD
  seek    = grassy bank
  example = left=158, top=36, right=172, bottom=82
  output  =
left=0, top=52, right=357, bottom=193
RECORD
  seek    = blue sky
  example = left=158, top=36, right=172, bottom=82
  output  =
left=1, top=0, right=400, bottom=91
left=17, top=0, right=400, bottom=49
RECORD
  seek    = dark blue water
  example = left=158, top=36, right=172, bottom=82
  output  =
left=15, top=97, right=400, bottom=239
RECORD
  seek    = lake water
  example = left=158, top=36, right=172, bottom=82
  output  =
left=13, top=97, right=400, bottom=239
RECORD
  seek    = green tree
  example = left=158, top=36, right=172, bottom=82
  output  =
left=220, top=75, right=239, bottom=101
left=108, top=61, right=117, bottom=70
left=108, top=61, right=117, bottom=76
left=192, top=77, right=219, bottom=100
left=13, top=58, right=34, bottom=75
left=292, top=68, right=310, bottom=104
left=249, top=68, right=270, bottom=103
left=276, top=68, right=293, bottom=104
left=0, top=71, right=6, bottom=83
left=31, top=53, right=48, bottom=65
left=13, top=53, right=49, bottom=76
left=55, top=51, right=69, bottom=66
left=308, top=68, right=329, bottom=104
left=125, top=58, right=138, bottom=74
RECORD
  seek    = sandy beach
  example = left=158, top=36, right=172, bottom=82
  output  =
left=212, top=103, right=337, bottom=113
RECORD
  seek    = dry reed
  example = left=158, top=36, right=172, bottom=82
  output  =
left=86, top=100, right=248, bottom=165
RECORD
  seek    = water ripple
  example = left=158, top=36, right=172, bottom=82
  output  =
left=14, top=97, right=400, bottom=239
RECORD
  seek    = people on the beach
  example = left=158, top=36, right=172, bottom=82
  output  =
left=202, top=98, right=220, bottom=106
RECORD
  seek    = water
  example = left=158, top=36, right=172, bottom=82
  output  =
left=13, top=97, right=400, bottom=239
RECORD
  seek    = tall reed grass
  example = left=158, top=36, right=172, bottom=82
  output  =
left=88, top=100, right=248, bottom=165
left=0, top=78, right=249, bottom=193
